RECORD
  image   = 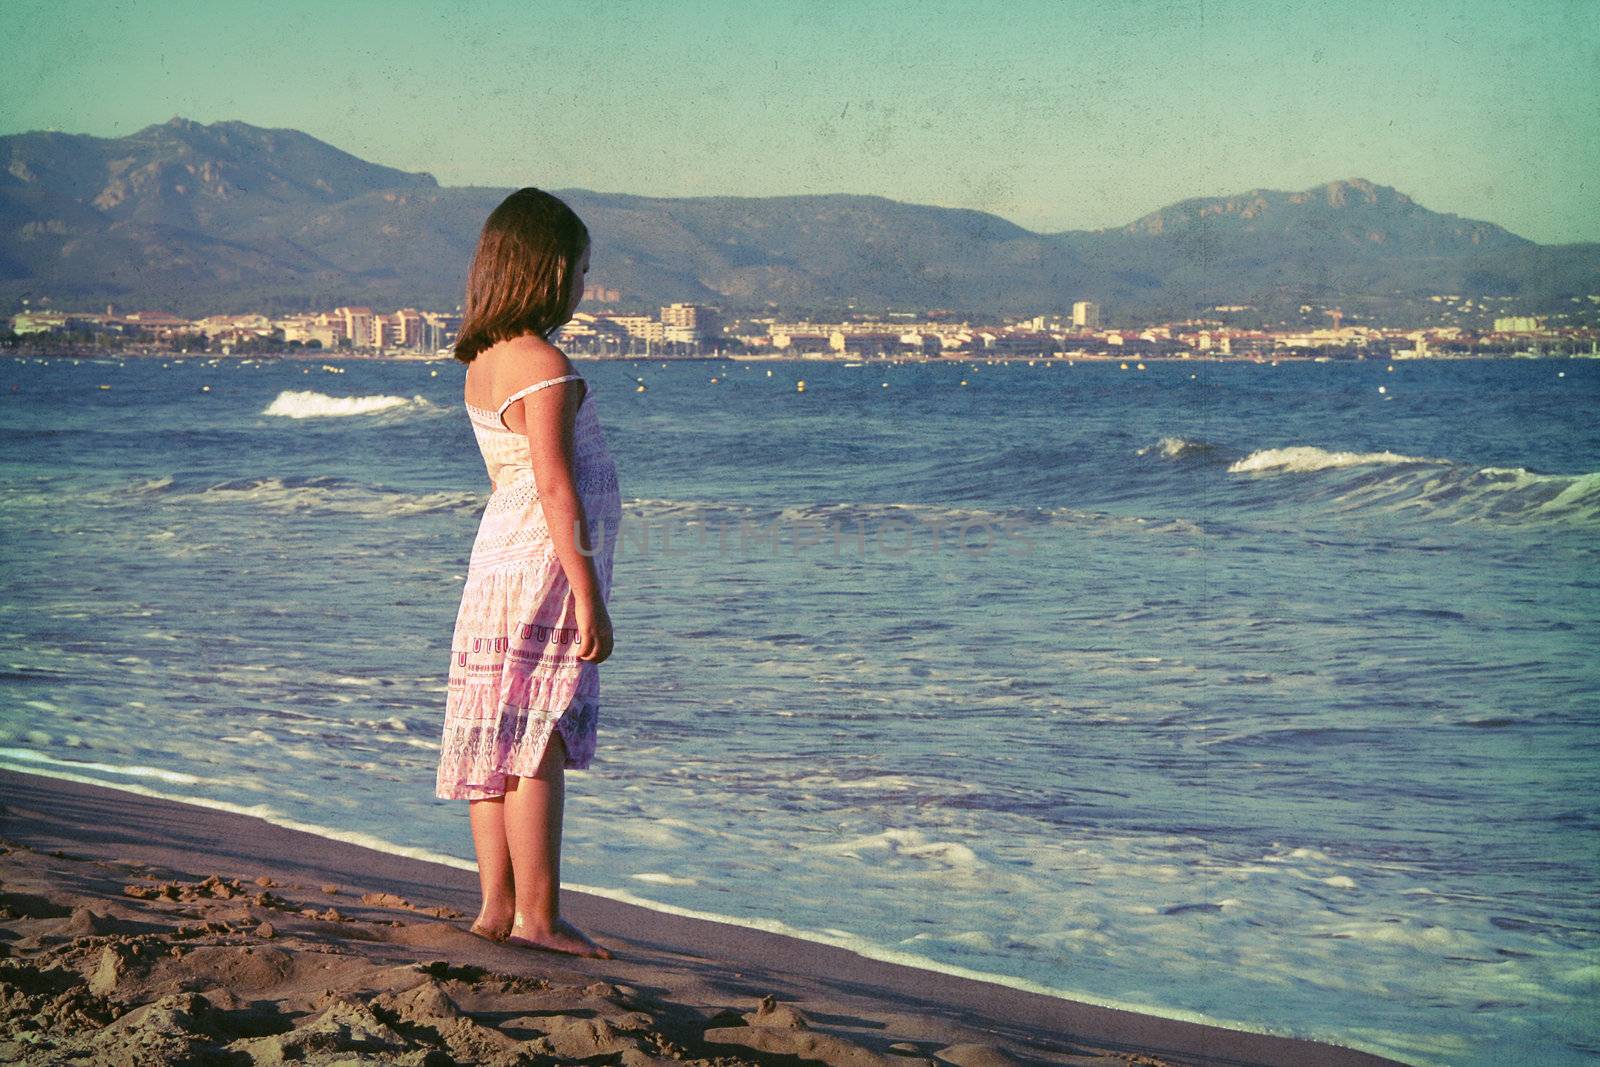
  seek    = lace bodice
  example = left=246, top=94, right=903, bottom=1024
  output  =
left=465, top=374, right=616, bottom=497
left=463, top=373, right=622, bottom=571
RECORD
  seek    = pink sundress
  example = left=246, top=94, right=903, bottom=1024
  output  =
left=436, top=372, right=623, bottom=800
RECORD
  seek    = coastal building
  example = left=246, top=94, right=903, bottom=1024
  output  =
left=421, top=311, right=460, bottom=352
left=981, top=331, right=1056, bottom=355
left=1072, top=301, right=1101, bottom=330
left=364, top=310, right=422, bottom=350
left=122, top=311, right=193, bottom=335
left=276, top=313, right=343, bottom=348
left=1276, top=327, right=1375, bottom=352
left=829, top=330, right=909, bottom=355
left=660, top=302, right=722, bottom=343
left=370, top=312, right=397, bottom=349
left=335, top=306, right=375, bottom=348
left=10, top=311, right=70, bottom=334
left=604, top=314, right=665, bottom=343
left=769, top=326, right=832, bottom=352
left=559, top=312, right=631, bottom=349
left=1493, top=315, right=1545, bottom=333
left=763, top=318, right=994, bottom=356
left=196, top=313, right=271, bottom=339
left=897, top=332, right=943, bottom=356
left=395, top=309, right=425, bottom=349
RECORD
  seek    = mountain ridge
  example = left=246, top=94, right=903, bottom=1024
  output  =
left=2, top=117, right=1595, bottom=319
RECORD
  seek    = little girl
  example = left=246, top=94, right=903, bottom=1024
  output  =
left=436, top=188, right=622, bottom=960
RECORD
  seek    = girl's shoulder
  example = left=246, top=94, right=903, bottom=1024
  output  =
left=483, top=335, right=579, bottom=388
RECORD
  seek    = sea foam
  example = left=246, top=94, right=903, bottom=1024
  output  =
left=1227, top=446, right=1443, bottom=473
left=262, top=390, right=434, bottom=419
left=129, top=475, right=483, bottom=518
left=1218, top=444, right=1600, bottom=525
left=1137, top=436, right=1217, bottom=459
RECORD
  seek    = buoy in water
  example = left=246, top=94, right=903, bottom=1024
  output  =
left=1136, top=362, right=1146, bottom=370
left=430, top=370, right=438, bottom=377
left=960, top=379, right=968, bottom=386
left=796, top=380, right=806, bottom=393
left=1119, top=362, right=1129, bottom=370
left=201, top=385, right=211, bottom=392
left=98, top=384, right=110, bottom=390
left=636, top=384, right=646, bottom=392
left=1378, top=385, right=1387, bottom=394
left=709, top=377, right=718, bottom=383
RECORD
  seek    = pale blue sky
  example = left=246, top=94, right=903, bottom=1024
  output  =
left=3, top=0, right=1597, bottom=243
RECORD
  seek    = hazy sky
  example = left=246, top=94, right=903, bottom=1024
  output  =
left=3, top=0, right=1597, bottom=243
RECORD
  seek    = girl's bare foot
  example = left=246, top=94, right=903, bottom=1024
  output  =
left=506, top=915, right=612, bottom=959
left=469, top=904, right=515, bottom=942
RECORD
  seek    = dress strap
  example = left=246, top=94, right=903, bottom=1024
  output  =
left=494, top=374, right=585, bottom=430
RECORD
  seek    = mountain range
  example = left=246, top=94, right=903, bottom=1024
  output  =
left=3, top=116, right=1596, bottom=322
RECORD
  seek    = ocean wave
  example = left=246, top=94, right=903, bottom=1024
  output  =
left=113, top=483, right=1197, bottom=531
left=262, top=390, right=437, bottom=419
left=1221, top=446, right=1600, bottom=526
left=623, top=496, right=1207, bottom=537
left=130, top=475, right=482, bottom=517
left=1137, top=436, right=1220, bottom=460
left=1227, top=446, right=1445, bottom=474
left=1331, top=465, right=1600, bottom=526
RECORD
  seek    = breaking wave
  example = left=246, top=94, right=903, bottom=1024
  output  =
left=1135, top=440, right=1600, bottom=527
left=1328, top=465, right=1600, bottom=526
left=1227, top=446, right=1446, bottom=474
left=1225, top=446, right=1599, bottom=526
left=1136, top=436, right=1220, bottom=460
left=262, top=390, right=437, bottom=419
left=130, top=475, right=483, bottom=517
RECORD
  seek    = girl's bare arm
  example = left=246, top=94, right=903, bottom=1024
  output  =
left=512, top=375, right=612, bottom=663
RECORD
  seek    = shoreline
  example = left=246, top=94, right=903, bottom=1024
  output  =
left=0, top=767, right=1408, bottom=1066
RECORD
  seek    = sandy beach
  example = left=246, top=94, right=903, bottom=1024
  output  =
left=0, top=769, right=1404, bottom=1067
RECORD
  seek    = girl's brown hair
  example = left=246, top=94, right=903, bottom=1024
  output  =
left=452, top=188, right=590, bottom=363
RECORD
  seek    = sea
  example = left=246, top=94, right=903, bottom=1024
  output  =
left=1, top=352, right=1596, bottom=1067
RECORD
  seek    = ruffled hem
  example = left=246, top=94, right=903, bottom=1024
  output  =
left=435, top=695, right=599, bottom=800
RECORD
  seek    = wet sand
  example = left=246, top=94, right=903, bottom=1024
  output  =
left=0, top=769, right=1405, bottom=1065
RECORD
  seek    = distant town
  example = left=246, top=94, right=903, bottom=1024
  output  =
left=7, top=291, right=1600, bottom=361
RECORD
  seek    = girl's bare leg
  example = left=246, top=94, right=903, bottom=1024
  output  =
left=502, top=730, right=611, bottom=958
left=468, top=795, right=515, bottom=939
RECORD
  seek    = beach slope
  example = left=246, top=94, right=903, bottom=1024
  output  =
left=0, top=769, right=1404, bottom=1066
